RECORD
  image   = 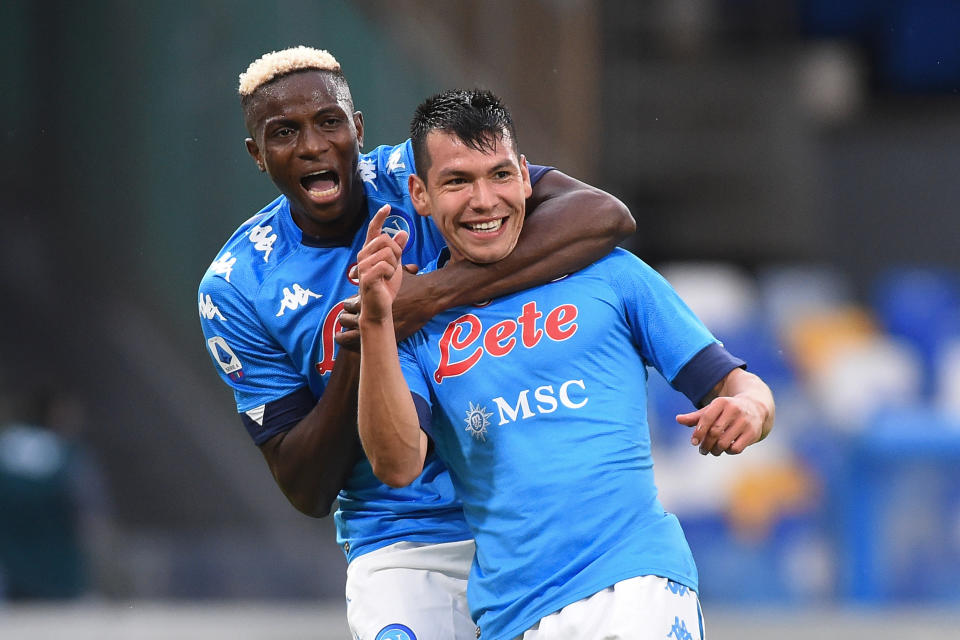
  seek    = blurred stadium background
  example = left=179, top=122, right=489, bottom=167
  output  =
left=2, top=0, right=959, bottom=637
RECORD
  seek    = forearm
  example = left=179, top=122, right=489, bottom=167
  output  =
left=419, top=175, right=634, bottom=311
left=358, top=316, right=426, bottom=487
left=259, top=351, right=362, bottom=517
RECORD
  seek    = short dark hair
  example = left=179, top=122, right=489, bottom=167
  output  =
left=410, top=89, right=518, bottom=180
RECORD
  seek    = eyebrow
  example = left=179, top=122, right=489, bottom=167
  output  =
left=435, top=160, right=516, bottom=179
left=262, top=105, right=346, bottom=128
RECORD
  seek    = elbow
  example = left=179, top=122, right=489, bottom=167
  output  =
left=607, top=195, right=636, bottom=239
left=587, top=189, right=635, bottom=241
left=370, top=459, right=420, bottom=489
left=285, top=487, right=337, bottom=518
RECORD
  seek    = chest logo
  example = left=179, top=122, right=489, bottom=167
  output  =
left=434, top=301, right=579, bottom=383
left=276, top=283, right=322, bottom=317
left=383, top=214, right=410, bottom=241
left=464, top=402, right=494, bottom=442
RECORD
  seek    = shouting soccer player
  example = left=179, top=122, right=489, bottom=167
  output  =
left=356, top=89, right=775, bottom=640
left=197, top=47, right=634, bottom=640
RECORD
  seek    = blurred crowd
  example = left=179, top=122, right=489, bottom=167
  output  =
left=648, top=261, right=960, bottom=604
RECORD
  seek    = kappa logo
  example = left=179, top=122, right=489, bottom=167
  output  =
left=434, top=301, right=579, bottom=383
left=375, top=624, right=416, bottom=640
left=276, top=283, right=322, bottom=317
left=386, top=147, right=406, bottom=174
left=207, top=336, right=243, bottom=379
left=359, top=156, right=377, bottom=190
left=249, top=224, right=277, bottom=262
left=382, top=214, right=411, bottom=241
left=209, top=252, right=237, bottom=282
left=198, top=293, right=226, bottom=321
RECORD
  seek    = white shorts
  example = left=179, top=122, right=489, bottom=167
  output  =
left=345, top=539, right=476, bottom=640
left=518, top=575, right=704, bottom=640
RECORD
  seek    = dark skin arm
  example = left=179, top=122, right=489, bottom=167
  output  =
left=264, top=171, right=633, bottom=517
left=257, top=350, right=361, bottom=517
left=336, top=169, right=636, bottom=346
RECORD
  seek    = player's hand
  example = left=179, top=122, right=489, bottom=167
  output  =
left=356, top=205, right=408, bottom=325
left=676, top=396, right=765, bottom=456
left=336, top=262, right=421, bottom=351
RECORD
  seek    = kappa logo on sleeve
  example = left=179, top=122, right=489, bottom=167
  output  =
left=249, top=224, right=277, bottom=262
left=198, top=293, right=226, bottom=321
left=375, top=624, right=416, bottom=640
left=209, top=252, right=237, bottom=282
left=359, top=156, right=377, bottom=189
left=386, top=147, right=406, bottom=174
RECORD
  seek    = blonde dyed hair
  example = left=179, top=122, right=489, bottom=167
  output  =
left=238, top=46, right=341, bottom=97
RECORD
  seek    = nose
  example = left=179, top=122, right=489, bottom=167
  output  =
left=298, top=125, right=330, bottom=158
left=469, top=178, right=497, bottom=212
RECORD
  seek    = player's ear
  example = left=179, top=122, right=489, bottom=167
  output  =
left=519, top=154, right=532, bottom=199
left=245, top=138, right=266, bottom=172
left=353, top=111, right=364, bottom=149
left=408, top=174, right=430, bottom=218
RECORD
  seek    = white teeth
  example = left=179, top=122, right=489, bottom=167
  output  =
left=307, top=184, right=339, bottom=197
left=467, top=219, right=502, bottom=232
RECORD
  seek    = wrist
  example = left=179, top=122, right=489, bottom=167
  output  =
left=359, top=308, right=394, bottom=331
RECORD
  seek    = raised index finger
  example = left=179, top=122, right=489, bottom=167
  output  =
left=365, top=204, right=393, bottom=244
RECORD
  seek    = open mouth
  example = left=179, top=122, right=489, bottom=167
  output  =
left=300, top=170, right=340, bottom=200
left=464, top=218, right=504, bottom=233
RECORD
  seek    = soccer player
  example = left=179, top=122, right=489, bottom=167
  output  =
left=355, top=89, right=775, bottom=640
left=197, top=47, right=634, bottom=640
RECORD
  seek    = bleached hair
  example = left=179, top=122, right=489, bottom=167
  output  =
left=238, top=46, right=341, bottom=97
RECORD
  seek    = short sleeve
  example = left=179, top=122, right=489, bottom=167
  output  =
left=609, top=252, right=719, bottom=387
left=198, top=275, right=311, bottom=441
left=398, top=337, right=434, bottom=436
left=527, top=164, right=554, bottom=185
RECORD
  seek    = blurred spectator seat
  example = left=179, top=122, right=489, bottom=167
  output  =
left=837, top=406, right=960, bottom=602
left=757, top=264, right=853, bottom=338
left=936, top=338, right=960, bottom=417
left=871, top=266, right=960, bottom=396
left=658, top=261, right=759, bottom=337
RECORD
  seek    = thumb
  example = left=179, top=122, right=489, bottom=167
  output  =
left=675, top=410, right=701, bottom=427
left=403, top=264, right=420, bottom=275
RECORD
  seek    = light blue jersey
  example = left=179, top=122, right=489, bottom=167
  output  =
left=199, top=140, right=553, bottom=561
left=398, top=248, right=743, bottom=640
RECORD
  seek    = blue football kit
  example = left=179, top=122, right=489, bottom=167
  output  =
left=398, top=248, right=745, bottom=640
left=198, top=139, right=552, bottom=563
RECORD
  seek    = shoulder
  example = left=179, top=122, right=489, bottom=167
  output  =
left=358, top=140, right=415, bottom=203
left=199, top=196, right=299, bottom=297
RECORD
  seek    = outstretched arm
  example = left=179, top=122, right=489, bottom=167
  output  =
left=356, top=206, right=428, bottom=488
left=676, top=368, right=775, bottom=456
left=337, top=170, right=635, bottom=345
